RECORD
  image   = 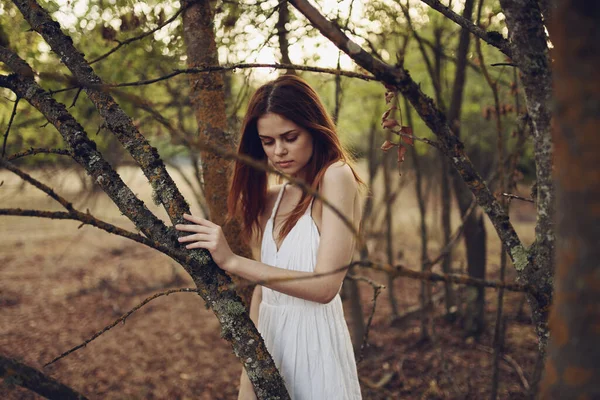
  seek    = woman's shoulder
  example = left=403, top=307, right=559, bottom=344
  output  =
left=321, top=161, right=358, bottom=191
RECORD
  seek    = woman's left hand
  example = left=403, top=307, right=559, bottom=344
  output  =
left=175, top=214, right=236, bottom=270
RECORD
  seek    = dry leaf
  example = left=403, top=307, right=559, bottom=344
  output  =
left=399, top=126, right=414, bottom=145
left=397, top=144, right=407, bottom=163
left=382, top=119, right=399, bottom=129
left=380, top=140, right=396, bottom=152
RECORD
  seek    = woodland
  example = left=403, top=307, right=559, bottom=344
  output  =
left=0, top=0, right=597, bottom=399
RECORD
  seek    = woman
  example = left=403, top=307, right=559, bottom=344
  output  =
left=175, top=75, right=363, bottom=399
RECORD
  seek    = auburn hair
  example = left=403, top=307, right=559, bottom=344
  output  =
left=227, top=75, right=363, bottom=242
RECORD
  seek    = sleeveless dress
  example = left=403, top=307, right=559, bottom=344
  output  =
left=258, top=183, right=362, bottom=399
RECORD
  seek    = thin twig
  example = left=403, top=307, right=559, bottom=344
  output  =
left=419, top=0, right=512, bottom=57
left=47, top=63, right=376, bottom=94
left=0, top=208, right=169, bottom=255
left=357, top=284, right=383, bottom=363
left=0, top=158, right=73, bottom=210
left=228, top=259, right=533, bottom=294
left=502, top=193, right=534, bottom=203
left=476, top=344, right=530, bottom=391
left=89, top=6, right=187, bottom=65
left=426, top=198, right=477, bottom=268
left=2, top=97, right=19, bottom=158
left=347, top=273, right=385, bottom=291
left=69, top=87, right=82, bottom=108
left=7, top=147, right=72, bottom=161
left=359, top=261, right=534, bottom=294
left=45, top=288, right=199, bottom=366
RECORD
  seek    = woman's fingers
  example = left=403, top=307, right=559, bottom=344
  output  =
left=175, top=223, right=212, bottom=233
left=177, top=233, right=208, bottom=243
left=182, top=213, right=218, bottom=228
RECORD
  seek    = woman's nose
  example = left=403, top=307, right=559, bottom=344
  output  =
left=274, top=141, right=287, bottom=156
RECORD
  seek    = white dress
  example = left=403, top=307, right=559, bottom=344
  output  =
left=258, top=183, right=362, bottom=399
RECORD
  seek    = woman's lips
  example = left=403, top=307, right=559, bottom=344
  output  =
left=277, top=161, right=294, bottom=168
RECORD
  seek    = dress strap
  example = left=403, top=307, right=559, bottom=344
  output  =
left=270, top=182, right=289, bottom=220
left=304, top=196, right=315, bottom=216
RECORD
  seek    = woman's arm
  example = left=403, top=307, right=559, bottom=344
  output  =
left=176, top=163, right=359, bottom=304
left=238, top=285, right=262, bottom=399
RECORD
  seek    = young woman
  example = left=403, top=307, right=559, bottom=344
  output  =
left=175, top=75, right=363, bottom=399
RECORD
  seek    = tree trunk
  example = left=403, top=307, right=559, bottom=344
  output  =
left=540, top=1, right=600, bottom=398
left=383, top=150, right=400, bottom=319
left=444, top=0, right=488, bottom=337
left=498, top=0, right=555, bottom=352
left=277, top=1, right=295, bottom=75
left=182, top=0, right=254, bottom=306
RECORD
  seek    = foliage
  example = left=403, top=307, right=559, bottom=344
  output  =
left=1, top=0, right=534, bottom=180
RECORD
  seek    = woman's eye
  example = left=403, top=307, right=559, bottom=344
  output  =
left=285, top=136, right=298, bottom=143
left=262, top=140, right=274, bottom=146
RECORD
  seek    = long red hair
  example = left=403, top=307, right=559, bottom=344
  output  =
left=228, top=75, right=362, bottom=241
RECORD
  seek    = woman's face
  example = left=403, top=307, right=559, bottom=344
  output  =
left=257, top=112, right=314, bottom=180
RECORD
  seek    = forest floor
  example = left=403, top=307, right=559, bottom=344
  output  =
left=0, top=165, right=539, bottom=399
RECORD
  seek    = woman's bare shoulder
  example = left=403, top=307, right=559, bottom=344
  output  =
left=322, top=161, right=358, bottom=191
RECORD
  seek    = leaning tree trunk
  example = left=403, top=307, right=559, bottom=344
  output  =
left=182, top=0, right=254, bottom=306
left=540, top=1, right=600, bottom=398
left=3, top=1, right=289, bottom=398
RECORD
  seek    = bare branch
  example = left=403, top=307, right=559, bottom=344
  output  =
left=1, top=97, right=19, bottom=158
left=418, top=0, right=512, bottom=57
left=502, top=193, right=534, bottom=203
left=426, top=198, right=477, bottom=268
left=12, top=0, right=189, bottom=226
left=89, top=6, right=187, bottom=65
left=0, top=208, right=177, bottom=257
left=229, top=259, right=533, bottom=294
left=45, top=288, right=199, bottom=367
left=7, top=147, right=72, bottom=161
left=0, top=355, right=88, bottom=399
left=357, top=283, right=383, bottom=364
left=0, top=159, right=74, bottom=211
left=288, top=0, right=531, bottom=276
left=361, top=261, right=534, bottom=294
left=0, top=52, right=171, bottom=244
left=49, top=63, right=376, bottom=95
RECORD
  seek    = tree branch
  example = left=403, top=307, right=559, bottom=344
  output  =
left=89, top=5, right=187, bottom=65
left=12, top=0, right=189, bottom=226
left=45, top=288, right=199, bottom=367
left=1, top=158, right=74, bottom=211
left=287, top=0, right=531, bottom=273
left=0, top=355, right=88, bottom=399
left=48, top=63, right=376, bottom=95
left=7, top=147, right=72, bottom=161
left=419, top=0, right=512, bottom=57
left=1, top=96, right=19, bottom=158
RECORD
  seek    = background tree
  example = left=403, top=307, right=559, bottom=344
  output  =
left=541, top=0, right=600, bottom=397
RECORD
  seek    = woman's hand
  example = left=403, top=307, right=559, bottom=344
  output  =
left=175, top=214, right=236, bottom=270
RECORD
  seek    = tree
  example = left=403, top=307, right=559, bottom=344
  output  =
left=540, top=0, right=600, bottom=397
left=0, top=0, right=289, bottom=398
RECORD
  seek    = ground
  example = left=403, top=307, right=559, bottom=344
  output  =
left=0, top=165, right=538, bottom=399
